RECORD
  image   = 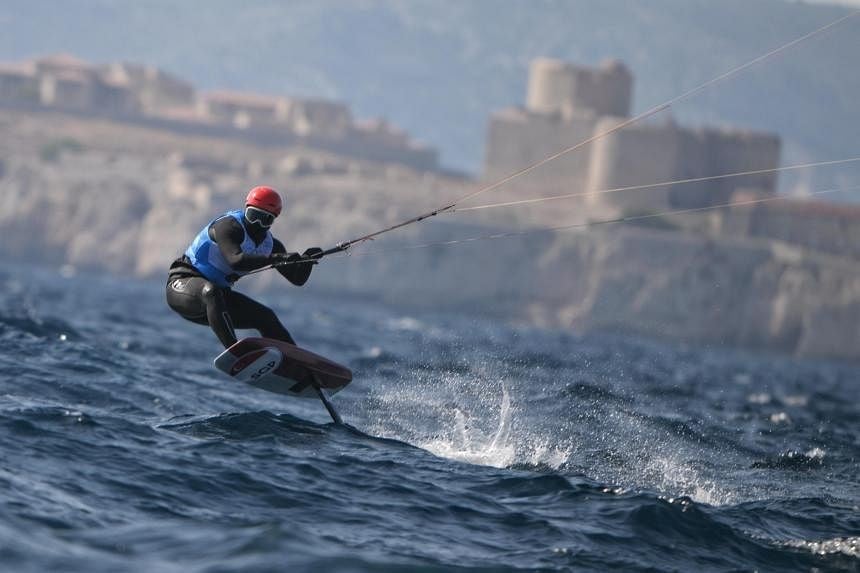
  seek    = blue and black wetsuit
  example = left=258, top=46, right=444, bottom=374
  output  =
left=166, top=210, right=316, bottom=348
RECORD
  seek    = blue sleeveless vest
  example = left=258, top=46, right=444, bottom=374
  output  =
left=184, top=209, right=274, bottom=287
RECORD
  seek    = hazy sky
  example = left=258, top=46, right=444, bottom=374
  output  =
left=799, top=0, right=860, bottom=5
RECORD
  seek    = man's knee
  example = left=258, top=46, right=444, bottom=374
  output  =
left=200, top=282, right=223, bottom=305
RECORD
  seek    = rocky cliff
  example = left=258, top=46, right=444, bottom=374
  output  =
left=1, top=110, right=857, bottom=361
left=320, top=221, right=860, bottom=361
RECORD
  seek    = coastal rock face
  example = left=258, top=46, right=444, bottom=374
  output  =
left=1, top=110, right=858, bottom=361
left=558, top=231, right=860, bottom=360
left=322, top=224, right=860, bottom=361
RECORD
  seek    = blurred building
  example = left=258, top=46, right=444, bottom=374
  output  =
left=0, top=61, right=39, bottom=104
left=198, top=92, right=352, bottom=138
left=199, top=91, right=288, bottom=128
left=0, top=53, right=438, bottom=172
left=282, top=98, right=352, bottom=138
left=484, top=58, right=781, bottom=213
left=101, top=62, right=195, bottom=114
left=32, top=54, right=139, bottom=114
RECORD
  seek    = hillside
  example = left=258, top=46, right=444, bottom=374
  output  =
left=1, top=0, right=858, bottom=196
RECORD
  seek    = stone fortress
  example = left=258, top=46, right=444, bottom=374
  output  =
left=483, top=57, right=860, bottom=260
left=0, top=53, right=437, bottom=171
left=484, top=58, right=781, bottom=213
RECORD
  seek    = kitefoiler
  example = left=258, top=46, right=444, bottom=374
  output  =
left=166, top=186, right=351, bottom=423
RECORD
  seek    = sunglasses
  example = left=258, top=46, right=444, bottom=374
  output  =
left=245, top=206, right=276, bottom=228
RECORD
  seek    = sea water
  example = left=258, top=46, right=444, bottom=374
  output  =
left=0, top=264, right=857, bottom=572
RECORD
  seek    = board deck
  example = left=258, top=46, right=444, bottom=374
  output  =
left=214, top=337, right=353, bottom=398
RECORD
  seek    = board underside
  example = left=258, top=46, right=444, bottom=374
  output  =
left=214, top=337, right=353, bottom=398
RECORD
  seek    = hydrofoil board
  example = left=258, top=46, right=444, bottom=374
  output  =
left=214, top=337, right=352, bottom=399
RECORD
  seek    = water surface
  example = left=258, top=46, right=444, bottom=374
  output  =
left=0, top=265, right=857, bottom=571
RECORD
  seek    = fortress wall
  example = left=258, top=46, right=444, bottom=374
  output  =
left=666, top=128, right=711, bottom=208
left=483, top=108, right=597, bottom=197
left=569, top=60, right=632, bottom=119
left=701, top=128, right=781, bottom=202
left=635, top=125, right=780, bottom=210
left=586, top=118, right=685, bottom=212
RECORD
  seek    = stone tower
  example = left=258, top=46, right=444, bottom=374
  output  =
left=526, top=58, right=632, bottom=119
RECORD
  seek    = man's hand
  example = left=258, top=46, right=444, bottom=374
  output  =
left=270, top=248, right=323, bottom=286
left=301, top=247, right=324, bottom=265
left=269, top=252, right=302, bottom=267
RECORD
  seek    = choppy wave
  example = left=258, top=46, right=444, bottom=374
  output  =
left=0, top=265, right=858, bottom=572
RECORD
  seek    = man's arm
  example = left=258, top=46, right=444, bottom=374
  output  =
left=210, top=217, right=271, bottom=271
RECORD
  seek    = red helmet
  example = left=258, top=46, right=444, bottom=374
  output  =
left=245, top=186, right=282, bottom=216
